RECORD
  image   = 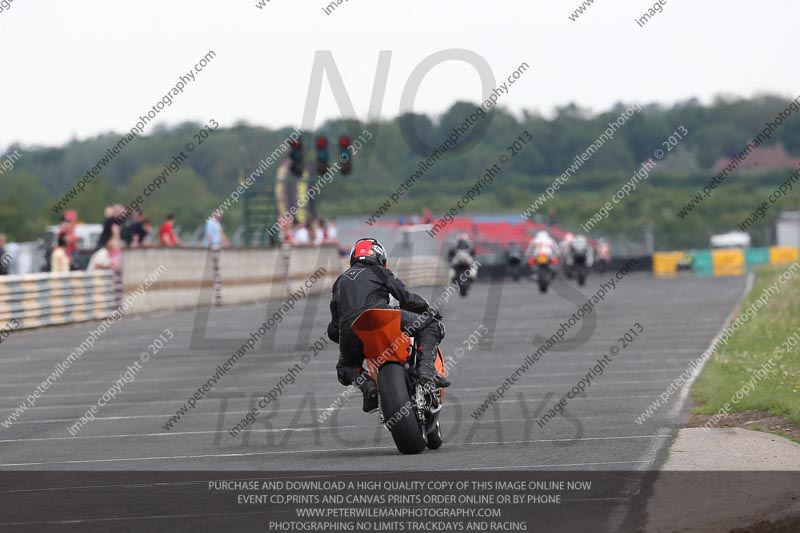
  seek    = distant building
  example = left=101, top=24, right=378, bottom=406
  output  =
left=712, top=144, right=800, bottom=174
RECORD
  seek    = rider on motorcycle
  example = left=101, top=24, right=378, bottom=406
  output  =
left=505, top=242, right=523, bottom=281
left=568, top=234, right=594, bottom=268
left=327, top=238, right=450, bottom=413
left=447, top=233, right=478, bottom=283
left=595, top=238, right=611, bottom=271
left=559, top=231, right=575, bottom=261
left=526, top=230, right=557, bottom=263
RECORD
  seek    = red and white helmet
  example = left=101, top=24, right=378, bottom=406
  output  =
left=349, top=238, right=388, bottom=267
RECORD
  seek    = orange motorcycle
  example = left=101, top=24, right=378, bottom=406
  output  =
left=351, top=309, right=447, bottom=454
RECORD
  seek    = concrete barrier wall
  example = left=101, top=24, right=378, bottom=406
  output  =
left=121, top=247, right=209, bottom=314
left=120, top=245, right=343, bottom=314
left=389, top=256, right=450, bottom=287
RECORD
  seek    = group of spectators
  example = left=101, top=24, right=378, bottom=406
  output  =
left=284, top=217, right=338, bottom=246
left=0, top=206, right=338, bottom=277
left=50, top=205, right=186, bottom=273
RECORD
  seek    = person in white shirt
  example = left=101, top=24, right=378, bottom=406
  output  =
left=292, top=221, right=310, bottom=245
left=321, top=218, right=338, bottom=242
left=87, top=239, right=122, bottom=271
left=50, top=235, right=71, bottom=273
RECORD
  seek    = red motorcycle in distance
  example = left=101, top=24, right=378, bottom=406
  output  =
left=351, top=309, right=447, bottom=455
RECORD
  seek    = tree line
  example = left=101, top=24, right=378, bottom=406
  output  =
left=2, top=95, right=799, bottom=249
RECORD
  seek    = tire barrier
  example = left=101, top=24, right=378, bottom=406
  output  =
left=653, top=246, right=799, bottom=277
left=0, top=270, right=119, bottom=330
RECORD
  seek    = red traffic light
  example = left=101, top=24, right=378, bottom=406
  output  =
left=289, top=138, right=302, bottom=149
left=338, top=135, right=350, bottom=148
left=316, top=136, right=328, bottom=149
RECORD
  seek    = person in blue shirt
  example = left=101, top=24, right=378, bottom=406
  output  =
left=205, top=212, right=229, bottom=248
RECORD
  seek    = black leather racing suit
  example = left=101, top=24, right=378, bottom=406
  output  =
left=327, top=263, right=444, bottom=388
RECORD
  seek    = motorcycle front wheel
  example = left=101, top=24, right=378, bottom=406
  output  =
left=378, top=363, right=427, bottom=454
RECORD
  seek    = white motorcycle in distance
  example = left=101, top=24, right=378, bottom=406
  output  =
left=526, top=231, right=558, bottom=293
left=564, top=234, right=594, bottom=286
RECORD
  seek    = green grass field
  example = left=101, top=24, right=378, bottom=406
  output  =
left=693, top=264, right=800, bottom=426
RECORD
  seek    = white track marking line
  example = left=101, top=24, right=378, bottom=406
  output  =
left=0, top=364, right=693, bottom=389
left=0, top=434, right=672, bottom=467
left=0, top=416, right=678, bottom=443
left=0, top=393, right=662, bottom=415
left=0, top=379, right=689, bottom=405
left=668, top=273, right=755, bottom=419
left=604, top=275, right=751, bottom=533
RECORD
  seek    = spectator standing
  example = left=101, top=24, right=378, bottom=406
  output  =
left=292, top=221, right=310, bottom=245
left=320, top=218, right=338, bottom=243
left=58, top=210, right=80, bottom=260
left=310, top=220, right=322, bottom=246
left=97, top=204, right=123, bottom=250
left=204, top=212, right=229, bottom=249
left=159, top=214, right=181, bottom=247
left=50, top=235, right=71, bottom=273
left=87, top=239, right=122, bottom=271
left=122, top=211, right=151, bottom=248
left=548, top=207, right=559, bottom=227
left=0, top=233, right=9, bottom=275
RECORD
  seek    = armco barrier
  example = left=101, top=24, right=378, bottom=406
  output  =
left=0, top=270, right=119, bottom=330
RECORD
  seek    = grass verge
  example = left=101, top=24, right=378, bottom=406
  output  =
left=693, top=264, right=800, bottom=427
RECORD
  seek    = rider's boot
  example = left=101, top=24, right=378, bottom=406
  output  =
left=416, top=344, right=451, bottom=389
left=355, top=371, right=379, bottom=412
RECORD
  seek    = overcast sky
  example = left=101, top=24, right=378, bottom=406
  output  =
left=0, top=0, right=796, bottom=150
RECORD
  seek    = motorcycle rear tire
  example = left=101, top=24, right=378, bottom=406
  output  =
left=538, top=279, right=549, bottom=293
left=379, top=363, right=427, bottom=454
left=459, top=282, right=469, bottom=296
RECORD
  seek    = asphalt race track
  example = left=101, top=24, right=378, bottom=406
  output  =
left=0, top=272, right=748, bottom=530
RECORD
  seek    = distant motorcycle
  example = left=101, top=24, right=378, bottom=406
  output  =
left=566, top=236, right=593, bottom=287
left=530, top=252, right=557, bottom=293
left=351, top=309, right=447, bottom=454
left=506, top=244, right=523, bottom=282
left=450, top=249, right=477, bottom=297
